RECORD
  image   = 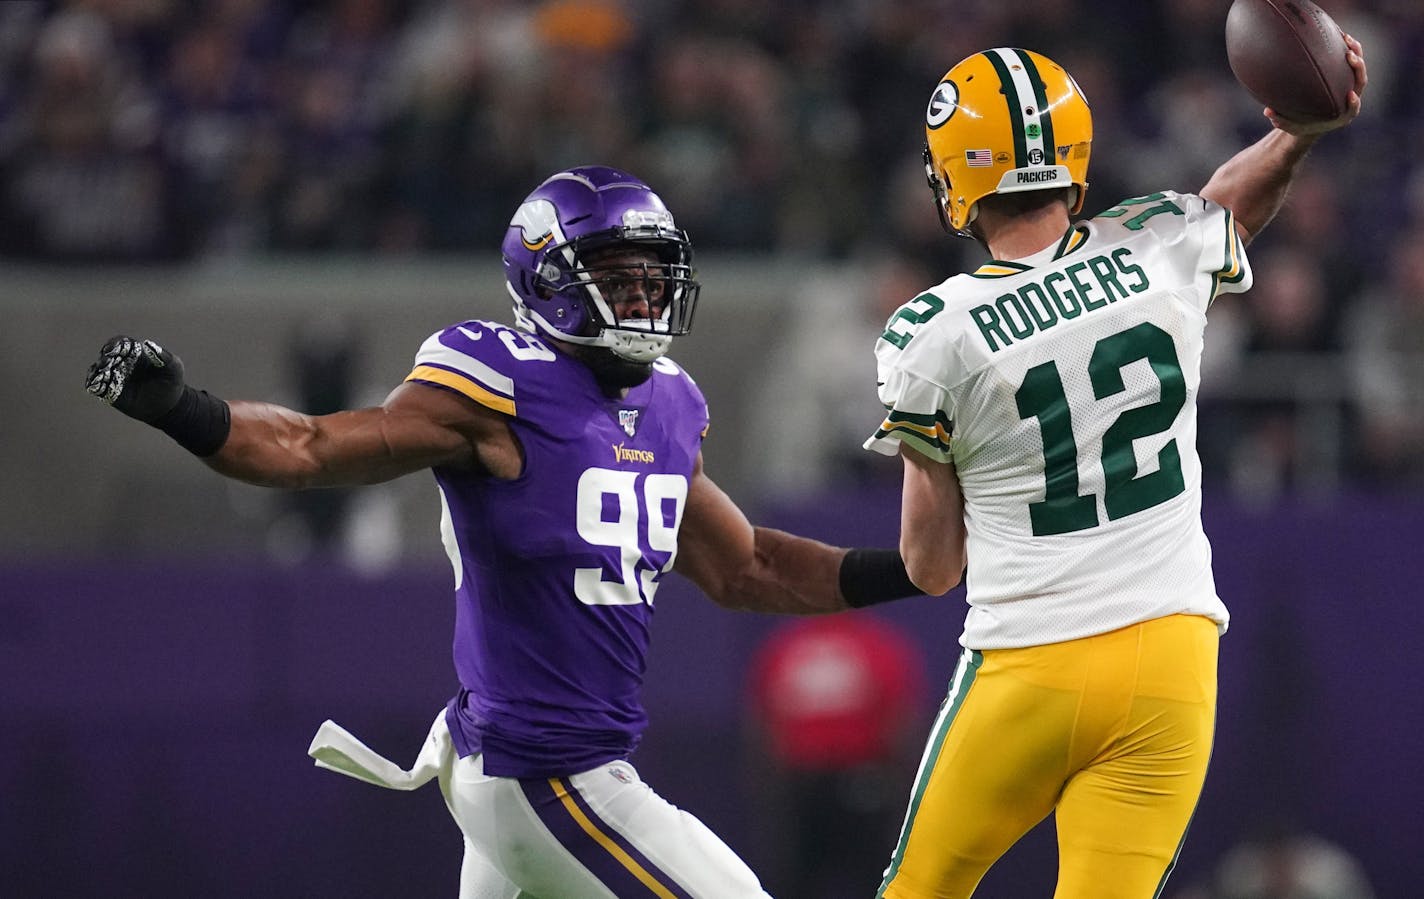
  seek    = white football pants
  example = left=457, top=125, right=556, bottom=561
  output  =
left=309, top=711, right=772, bottom=899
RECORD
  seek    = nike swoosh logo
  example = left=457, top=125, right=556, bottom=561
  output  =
left=457, top=326, right=483, bottom=341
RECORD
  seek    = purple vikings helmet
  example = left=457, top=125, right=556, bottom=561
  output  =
left=502, top=166, right=699, bottom=364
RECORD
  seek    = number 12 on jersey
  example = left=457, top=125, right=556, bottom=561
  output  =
left=1016, top=322, right=1186, bottom=536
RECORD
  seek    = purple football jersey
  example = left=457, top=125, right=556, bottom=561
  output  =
left=404, top=320, right=710, bottom=778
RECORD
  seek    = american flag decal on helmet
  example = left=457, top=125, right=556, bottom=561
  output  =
left=965, top=149, right=993, bottom=167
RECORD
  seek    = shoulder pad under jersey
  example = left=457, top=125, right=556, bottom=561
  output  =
left=1091, top=190, right=1249, bottom=301
left=405, top=320, right=562, bottom=418
left=650, top=355, right=710, bottom=438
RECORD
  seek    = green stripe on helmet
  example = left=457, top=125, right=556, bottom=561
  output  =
left=1015, top=49, right=1055, bottom=165
left=985, top=51, right=1027, bottom=168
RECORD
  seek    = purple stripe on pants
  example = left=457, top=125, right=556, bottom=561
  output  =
left=519, top=775, right=694, bottom=899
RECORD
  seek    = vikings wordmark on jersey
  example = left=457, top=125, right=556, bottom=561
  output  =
left=867, top=191, right=1250, bottom=650
left=407, top=319, right=710, bottom=778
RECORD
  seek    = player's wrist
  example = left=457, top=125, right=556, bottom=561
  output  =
left=153, top=385, right=231, bottom=456
left=839, top=548, right=921, bottom=608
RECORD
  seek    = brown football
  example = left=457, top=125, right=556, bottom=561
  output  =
left=1225, top=0, right=1353, bottom=122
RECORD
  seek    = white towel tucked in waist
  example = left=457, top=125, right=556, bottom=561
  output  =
left=307, top=710, right=451, bottom=791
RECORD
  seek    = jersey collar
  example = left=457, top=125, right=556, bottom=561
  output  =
left=969, top=224, right=1090, bottom=278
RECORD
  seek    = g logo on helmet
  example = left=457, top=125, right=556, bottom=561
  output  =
left=926, top=80, right=959, bottom=129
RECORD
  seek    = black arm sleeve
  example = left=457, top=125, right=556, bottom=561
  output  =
left=839, top=548, right=922, bottom=608
left=154, top=386, right=231, bottom=456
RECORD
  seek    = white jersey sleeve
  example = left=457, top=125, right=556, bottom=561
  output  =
left=865, top=191, right=1249, bottom=650
left=1127, top=190, right=1252, bottom=308
left=867, top=295, right=959, bottom=463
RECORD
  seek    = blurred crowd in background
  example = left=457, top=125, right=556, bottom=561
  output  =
left=3, top=0, right=1423, bottom=498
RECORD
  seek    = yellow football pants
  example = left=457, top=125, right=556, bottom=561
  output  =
left=879, top=613, right=1218, bottom=899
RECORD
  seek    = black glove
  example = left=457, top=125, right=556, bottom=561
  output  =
left=85, top=336, right=186, bottom=424
left=85, top=335, right=231, bottom=455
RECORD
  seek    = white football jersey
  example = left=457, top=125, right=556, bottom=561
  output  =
left=866, top=192, right=1251, bottom=649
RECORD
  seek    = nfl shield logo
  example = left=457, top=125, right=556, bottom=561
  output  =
left=618, top=409, right=639, bottom=437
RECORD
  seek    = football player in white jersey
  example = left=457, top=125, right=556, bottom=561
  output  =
left=866, top=42, right=1368, bottom=899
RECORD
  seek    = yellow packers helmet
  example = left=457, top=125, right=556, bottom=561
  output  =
left=924, top=48, right=1092, bottom=235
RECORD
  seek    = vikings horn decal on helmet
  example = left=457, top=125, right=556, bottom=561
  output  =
left=923, top=48, right=1092, bottom=235
left=502, top=166, right=699, bottom=365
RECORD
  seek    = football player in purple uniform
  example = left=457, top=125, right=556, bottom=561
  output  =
left=85, top=166, right=922, bottom=898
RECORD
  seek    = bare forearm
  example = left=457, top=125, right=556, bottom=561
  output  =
left=207, top=401, right=446, bottom=488
left=676, top=466, right=847, bottom=613
left=710, top=526, right=849, bottom=615
left=677, top=463, right=915, bottom=613
left=898, top=448, right=967, bottom=596
left=1200, top=129, right=1319, bottom=243
left=900, top=517, right=965, bottom=597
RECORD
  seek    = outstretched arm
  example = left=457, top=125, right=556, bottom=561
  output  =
left=1201, top=33, right=1367, bottom=244
left=211, top=383, right=491, bottom=487
left=674, top=453, right=921, bottom=614
left=675, top=452, right=848, bottom=613
left=85, top=336, right=517, bottom=488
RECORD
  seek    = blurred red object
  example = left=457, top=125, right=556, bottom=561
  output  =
left=749, top=613, right=927, bottom=770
